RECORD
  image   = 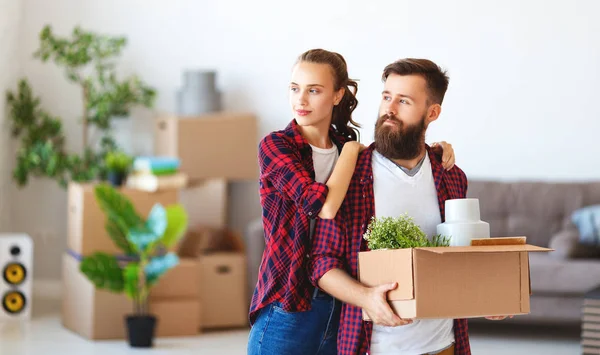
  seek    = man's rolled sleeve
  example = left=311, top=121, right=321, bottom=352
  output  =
left=309, top=213, right=347, bottom=286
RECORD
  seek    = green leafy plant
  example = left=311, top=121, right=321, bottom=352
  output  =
left=363, top=214, right=450, bottom=250
left=105, top=151, right=133, bottom=174
left=5, top=25, right=157, bottom=188
left=79, top=184, right=188, bottom=314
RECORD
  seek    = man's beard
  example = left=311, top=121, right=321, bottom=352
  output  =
left=374, top=113, right=426, bottom=160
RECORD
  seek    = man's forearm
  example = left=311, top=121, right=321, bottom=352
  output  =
left=318, top=268, right=367, bottom=308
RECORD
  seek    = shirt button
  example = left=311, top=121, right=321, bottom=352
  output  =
left=363, top=194, right=366, bottom=198
left=361, top=224, right=364, bottom=229
left=308, top=212, right=312, bottom=216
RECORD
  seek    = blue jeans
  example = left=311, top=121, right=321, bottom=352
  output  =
left=247, top=290, right=341, bottom=355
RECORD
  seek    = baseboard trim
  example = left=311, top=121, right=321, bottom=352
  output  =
left=33, top=278, right=61, bottom=301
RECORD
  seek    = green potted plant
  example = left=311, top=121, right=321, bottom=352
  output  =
left=79, top=183, right=188, bottom=348
left=363, top=213, right=450, bottom=250
left=105, top=151, right=133, bottom=187
left=4, top=25, right=156, bottom=188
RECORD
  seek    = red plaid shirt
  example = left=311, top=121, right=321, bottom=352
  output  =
left=249, top=119, right=350, bottom=324
left=310, top=144, right=471, bottom=355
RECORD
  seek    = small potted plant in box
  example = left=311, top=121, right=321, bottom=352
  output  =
left=79, top=183, right=188, bottom=348
left=363, top=213, right=450, bottom=250
left=105, top=150, right=133, bottom=187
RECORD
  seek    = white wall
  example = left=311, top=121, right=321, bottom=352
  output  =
left=0, top=0, right=24, bottom=232
left=12, top=0, right=600, bottom=279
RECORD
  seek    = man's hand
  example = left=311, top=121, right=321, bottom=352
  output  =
left=485, top=315, right=514, bottom=321
left=363, top=282, right=413, bottom=327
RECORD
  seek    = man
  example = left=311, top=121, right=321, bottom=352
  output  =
left=310, top=58, right=505, bottom=355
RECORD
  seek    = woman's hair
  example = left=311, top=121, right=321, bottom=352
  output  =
left=296, top=49, right=361, bottom=141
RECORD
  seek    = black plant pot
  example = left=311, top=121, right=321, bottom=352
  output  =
left=125, top=315, right=157, bottom=348
left=107, top=171, right=126, bottom=187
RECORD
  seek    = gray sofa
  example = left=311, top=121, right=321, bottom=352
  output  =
left=245, top=179, right=600, bottom=326
left=467, top=179, right=600, bottom=326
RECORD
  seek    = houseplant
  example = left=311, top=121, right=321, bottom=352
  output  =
left=363, top=214, right=450, bottom=250
left=79, top=183, right=188, bottom=347
left=4, top=25, right=156, bottom=188
left=105, top=150, right=133, bottom=187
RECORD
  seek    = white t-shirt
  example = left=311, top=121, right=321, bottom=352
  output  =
left=370, top=150, right=454, bottom=355
left=309, top=143, right=339, bottom=237
left=310, top=143, right=339, bottom=184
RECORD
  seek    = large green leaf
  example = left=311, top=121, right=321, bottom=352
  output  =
left=79, top=253, right=124, bottom=293
left=106, top=218, right=135, bottom=255
left=161, top=204, right=188, bottom=248
left=94, top=184, right=143, bottom=230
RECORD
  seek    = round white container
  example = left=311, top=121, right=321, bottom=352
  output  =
left=436, top=198, right=490, bottom=246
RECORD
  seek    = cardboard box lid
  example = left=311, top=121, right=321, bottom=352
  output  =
left=416, top=244, right=552, bottom=254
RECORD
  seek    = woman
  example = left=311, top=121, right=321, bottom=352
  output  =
left=247, top=49, right=455, bottom=355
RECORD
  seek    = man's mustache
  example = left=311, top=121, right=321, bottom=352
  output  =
left=378, top=113, right=402, bottom=126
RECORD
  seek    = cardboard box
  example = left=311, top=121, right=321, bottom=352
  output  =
left=179, top=179, right=228, bottom=229
left=150, top=258, right=201, bottom=300
left=68, top=182, right=179, bottom=256
left=358, top=238, right=551, bottom=320
left=61, top=253, right=202, bottom=340
left=61, top=253, right=132, bottom=340
left=179, top=227, right=248, bottom=329
left=198, top=252, right=248, bottom=328
left=154, top=112, right=259, bottom=181
left=150, top=299, right=201, bottom=337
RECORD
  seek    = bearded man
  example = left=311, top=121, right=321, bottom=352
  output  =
left=309, top=58, right=504, bottom=355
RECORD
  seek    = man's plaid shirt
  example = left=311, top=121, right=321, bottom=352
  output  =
left=310, top=144, right=471, bottom=355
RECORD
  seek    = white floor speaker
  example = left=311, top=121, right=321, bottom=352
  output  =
left=0, top=234, right=33, bottom=320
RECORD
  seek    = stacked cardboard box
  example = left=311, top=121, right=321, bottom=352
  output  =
left=63, top=182, right=212, bottom=340
left=582, top=287, right=600, bottom=354
left=154, top=111, right=258, bottom=329
left=178, top=226, right=248, bottom=329
left=61, top=254, right=201, bottom=340
left=62, top=112, right=257, bottom=340
left=154, top=112, right=258, bottom=181
left=148, top=258, right=202, bottom=336
left=67, top=183, right=179, bottom=255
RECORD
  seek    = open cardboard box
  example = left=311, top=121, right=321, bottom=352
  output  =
left=358, top=237, right=552, bottom=320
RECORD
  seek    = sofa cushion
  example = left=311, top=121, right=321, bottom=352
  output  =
left=571, top=204, right=600, bottom=245
left=530, top=253, right=600, bottom=294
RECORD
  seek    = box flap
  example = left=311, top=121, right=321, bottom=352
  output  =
left=178, top=226, right=245, bottom=257
left=417, top=244, right=553, bottom=254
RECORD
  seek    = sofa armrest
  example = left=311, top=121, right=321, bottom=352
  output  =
left=549, top=226, right=600, bottom=259
left=548, top=228, right=580, bottom=259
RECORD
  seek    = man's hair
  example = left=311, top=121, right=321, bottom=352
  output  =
left=382, top=58, right=449, bottom=105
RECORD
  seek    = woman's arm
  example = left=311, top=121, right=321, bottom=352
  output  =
left=318, top=141, right=363, bottom=219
